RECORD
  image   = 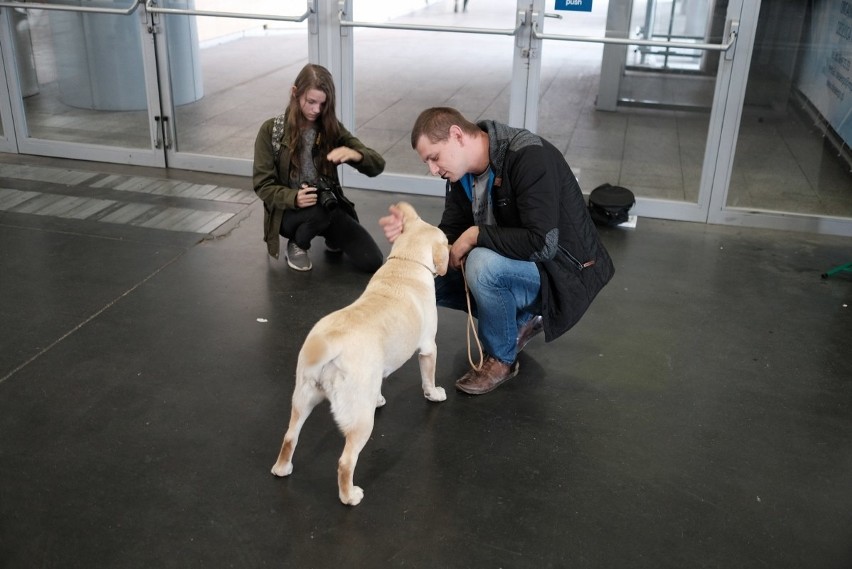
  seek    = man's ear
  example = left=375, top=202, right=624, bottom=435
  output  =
left=449, top=124, right=465, bottom=144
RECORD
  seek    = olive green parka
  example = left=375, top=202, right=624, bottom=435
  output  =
left=252, top=115, right=385, bottom=258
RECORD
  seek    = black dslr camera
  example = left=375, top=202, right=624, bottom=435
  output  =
left=310, top=176, right=339, bottom=211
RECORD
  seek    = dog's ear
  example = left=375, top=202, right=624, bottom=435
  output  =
left=433, top=238, right=450, bottom=276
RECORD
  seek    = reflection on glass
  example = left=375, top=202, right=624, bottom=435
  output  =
left=18, top=1, right=308, bottom=156
left=621, top=0, right=726, bottom=109
left=727, top=1, right=852, bottom=219
left=167, top=1, right=309, bottom=159
left=351, top=1, right=518, bottom=176
left=23, top=4, right=151, bottom=148
left=628, top=0, right=715, bottom=72
left=539, top=0, right=719, bottom=203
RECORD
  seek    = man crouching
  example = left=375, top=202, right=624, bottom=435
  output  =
left=380, top=106, right=614, bottom=395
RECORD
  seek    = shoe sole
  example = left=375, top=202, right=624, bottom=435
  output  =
left=287, top=259, right=312, bottom=271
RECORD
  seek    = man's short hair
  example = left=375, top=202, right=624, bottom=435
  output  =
left=411, top=107, right=481, bottom=149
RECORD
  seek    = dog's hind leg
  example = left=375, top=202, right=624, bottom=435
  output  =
left=271, top=380, right=324, bottom=477
left=330, top=385, right=377, bottom=506
left=337, top=413, right=373, bottom=506
left=418, top=346, right=446, bottom=402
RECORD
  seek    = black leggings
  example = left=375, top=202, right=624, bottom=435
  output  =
left=280, top=205, right=383, bottom=273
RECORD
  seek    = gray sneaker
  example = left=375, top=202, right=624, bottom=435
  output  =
left=286, top=241, right=312, bottom=271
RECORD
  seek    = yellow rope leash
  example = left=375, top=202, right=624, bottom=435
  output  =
left=460, top=261, right=484, bottom=372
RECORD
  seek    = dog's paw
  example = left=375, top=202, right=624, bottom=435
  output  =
left=340, top=486, right=364, bottom=506
left=376, top=394, right=386, bottom=408
left=424, top=386, right=446, bottom=402
left=270, top=461, right=293, bottom=477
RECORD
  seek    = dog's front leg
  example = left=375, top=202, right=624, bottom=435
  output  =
left=418, top=351, right=446, bottom=402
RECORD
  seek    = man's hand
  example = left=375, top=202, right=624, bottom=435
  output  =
left=449, top=226, right=479, bottom=269
left=327, top=146, right=362, bottom=164
left=378, top=204, right=404, bottom=243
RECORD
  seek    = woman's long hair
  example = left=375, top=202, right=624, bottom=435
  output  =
left=285, top=64, right=340, bottom=176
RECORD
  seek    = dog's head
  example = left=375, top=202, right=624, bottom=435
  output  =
left=393, top=201, right=449, bottom=276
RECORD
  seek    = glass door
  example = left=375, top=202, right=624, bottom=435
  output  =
left=0, top=22, right=15, bottom=153
left=713, top=0, right=852, bottom=234
left=339, top=0, right=742, bottom=224
left=0, top=0, right=315, bottom=174
left=146, top=0, right=314, bottom=175
left=0, top=0, right=167, bottom=167
left=339, top=0, right=531, bottom=196
left=533, top=0, right=739, bottom=223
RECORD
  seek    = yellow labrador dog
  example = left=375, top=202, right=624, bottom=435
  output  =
left=271, top=202, right=449, bottom=506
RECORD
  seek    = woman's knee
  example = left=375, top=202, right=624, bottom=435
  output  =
left=281, top=206, right=332, bottom=239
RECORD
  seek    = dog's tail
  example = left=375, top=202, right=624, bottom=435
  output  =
left=296, top=334, right=340, bottom=384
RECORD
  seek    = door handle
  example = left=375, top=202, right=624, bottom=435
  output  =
left=724, top=19, right=739, bottom=61
left=153, top=116, right=162, bottom=149
left=162, top=116, right=172, bottom=150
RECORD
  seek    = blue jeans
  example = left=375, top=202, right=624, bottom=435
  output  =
left=435, top=247, right=541, bottom=365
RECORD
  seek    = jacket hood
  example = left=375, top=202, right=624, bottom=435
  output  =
left=478, top=120, right=542, bottom=176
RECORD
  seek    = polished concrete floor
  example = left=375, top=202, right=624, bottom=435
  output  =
left=1, top=154, right=851, bottom=568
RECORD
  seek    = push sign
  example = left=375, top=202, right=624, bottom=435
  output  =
left=555, top=0, right=593, bottom=11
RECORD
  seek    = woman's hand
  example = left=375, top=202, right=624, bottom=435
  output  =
left=327, top=146, right=362, bottom=164
left=295, top=184, right=318, bottom=208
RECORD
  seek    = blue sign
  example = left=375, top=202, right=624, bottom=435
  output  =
left=555, top=0, right=593, bottom=11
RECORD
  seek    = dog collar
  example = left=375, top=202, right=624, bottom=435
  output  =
left=386, top=255, right=436, bottom=276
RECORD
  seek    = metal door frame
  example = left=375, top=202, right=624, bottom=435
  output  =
left=518, top=0, right=739, bottom=225
left=335, top=0, right=741, bottom=209
left=1, top=0, right=848, bottom=237
left=0, top=0, right=315, bottom=174
left=336, top=0, right=532, bottom=196
left=705, top=0, right=852, bottom=237
left=0, top=21, right=16, bottom=153
left=143, top=0, right=315, bottom=175
left=0, top=0, right=169, bottom=167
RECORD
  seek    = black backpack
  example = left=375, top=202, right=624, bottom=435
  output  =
left=588, top=184, right=635, bottom=226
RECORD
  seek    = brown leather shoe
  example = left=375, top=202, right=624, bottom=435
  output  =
left=516, top=315, right=543, bottom=353
left=455, top=356, right=520, bottom=395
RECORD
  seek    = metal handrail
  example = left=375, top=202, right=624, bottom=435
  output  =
left=143, top=0, right=311, bottom=22
left=533, top=21, right=736, bottom=52
left=0, top=0, right=141, bottom=15
left=340, top=14, right=523, bottom=37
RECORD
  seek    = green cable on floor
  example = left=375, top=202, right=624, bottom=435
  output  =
left=821, top=262, right=852, bottom=279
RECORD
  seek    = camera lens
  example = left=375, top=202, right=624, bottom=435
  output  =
left=317, top=186, right=338, bottom=210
